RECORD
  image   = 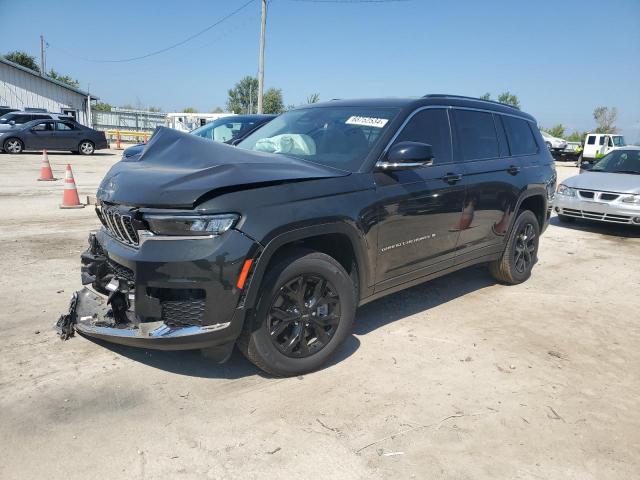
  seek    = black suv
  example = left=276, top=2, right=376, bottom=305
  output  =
left=66, top=95, right=556, bottom=376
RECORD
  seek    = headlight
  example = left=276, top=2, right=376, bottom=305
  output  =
left=143, top=213, right=239, bottom=236
left=557, top=184, right=576, bottom=197
left=621, top=195, right=640, bottom=205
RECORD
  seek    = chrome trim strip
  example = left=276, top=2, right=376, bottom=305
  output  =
left=120, top=215, right=136, bottom=244
left=138, top=230, right=215, bottom=245
left=76, top=320, right=231, bottom=339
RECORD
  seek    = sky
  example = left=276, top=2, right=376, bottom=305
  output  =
left=1, top=0, right=639, bottom=141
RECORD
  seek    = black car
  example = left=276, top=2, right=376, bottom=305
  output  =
left=63, top=95, right=556, bottom=376
left=0, top=118, right=108, bottom=154
left=121, top=114, right=276, bottom=158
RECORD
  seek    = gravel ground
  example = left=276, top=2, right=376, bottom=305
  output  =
left=0, top=150, right=639, bottom=480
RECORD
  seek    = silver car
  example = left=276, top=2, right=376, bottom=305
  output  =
left=553, top=147, right=640, bottom=226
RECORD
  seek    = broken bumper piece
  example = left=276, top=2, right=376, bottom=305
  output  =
left=72, top=287, right=233, bottom=351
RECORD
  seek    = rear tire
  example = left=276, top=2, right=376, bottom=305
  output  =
left=489, top=210, right=540, bottom=285
left=3, top=138, right=23, bottom=154
left=237, top=249, right=356, bottom=376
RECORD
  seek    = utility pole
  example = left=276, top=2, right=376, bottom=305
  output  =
left=257, top=0, right=267, bottom=114
left=40, top=34, right=46, bottom=75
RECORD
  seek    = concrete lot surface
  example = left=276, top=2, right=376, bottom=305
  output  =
left=1, top=151, right=639, bottom=479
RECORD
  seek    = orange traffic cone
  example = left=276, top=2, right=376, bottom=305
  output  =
left=38, top=150, right=57, bottom=181
left=59, top=164, right=85, bottom=209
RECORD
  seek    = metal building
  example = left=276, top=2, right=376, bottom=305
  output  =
left=0, top=57, right=97, bottom=125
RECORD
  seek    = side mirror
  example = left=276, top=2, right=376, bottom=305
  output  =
left=378, top=141, right=433, bottom=170
left=9, top=120, right=15, bottom=126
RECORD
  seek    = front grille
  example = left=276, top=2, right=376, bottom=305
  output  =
left=579, top=191, right=594, bottom=199
left=161, top=299, right=205, bottom=327
left=101, top=206, right=139, bottom=246
left=600, top=193, right=619, bottom=201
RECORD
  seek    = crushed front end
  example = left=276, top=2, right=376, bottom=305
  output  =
left=60, top=204, right=259, bottom=361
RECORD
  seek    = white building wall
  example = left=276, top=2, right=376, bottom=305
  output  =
left=0, top=62, right=89, bottom=125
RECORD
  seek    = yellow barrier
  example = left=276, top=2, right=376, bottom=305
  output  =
left=104, top=130, right=150, bottom=149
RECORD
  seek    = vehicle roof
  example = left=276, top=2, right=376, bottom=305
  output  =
left=5, top=111, right=72, bottom=118
left=228, top=114, right=276, bottom=120
left=586, top=132, right=625, bottom=136
left=306, top=94, right=536, bottom=122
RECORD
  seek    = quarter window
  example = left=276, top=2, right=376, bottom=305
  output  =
left=502, top=116, right=538, bottom=156
left=393, top=108, right=452, bottom=164
left=454, top=110, right=500, bottom=160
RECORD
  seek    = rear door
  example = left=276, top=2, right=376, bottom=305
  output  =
left=374, top=107, right=466, bottom=289
left=451, top=110, right=526, bottom=261
left=54, top=121, right=83, bottom=150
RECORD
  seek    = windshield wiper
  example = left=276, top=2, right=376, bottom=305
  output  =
left=613, top=170, right=640, bottom=175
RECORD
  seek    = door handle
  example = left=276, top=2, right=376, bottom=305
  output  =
left=442, top=172, right=463, bottom=184
left=507, top=165, right=521, bottom=175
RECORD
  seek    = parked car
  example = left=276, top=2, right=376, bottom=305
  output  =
left=0, top=118, right=108, bottom=154
left=579, top=133, right=626, bottom=164
left=554, top=147, right=640, bottom=225
left=62, top=94, right=556, bottom=376
left=122, top=114, right=276, bottom=159
left=0, top=111, right=76, bottom=131
left=540, top=131, right=568, bottom=153
left=0, top=106, right=19, bottom=117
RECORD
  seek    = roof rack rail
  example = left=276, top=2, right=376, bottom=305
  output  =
left=423, top=94, right=520, bottom=110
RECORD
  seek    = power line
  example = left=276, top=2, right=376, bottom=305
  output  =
left=289, top=0, right=411, bottom=3
left=48, top=0, right=256, bottom=63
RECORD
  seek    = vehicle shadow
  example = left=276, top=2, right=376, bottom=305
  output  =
left=354, top=266, right=495, bottom=336
left=18, top=151, right=114, bottom=156
left=86, top=266, right=494, bottom=379
left=549, top=216, right=640, bottom=238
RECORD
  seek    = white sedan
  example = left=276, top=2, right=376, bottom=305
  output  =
left=541, top=131, right=568, bottom=152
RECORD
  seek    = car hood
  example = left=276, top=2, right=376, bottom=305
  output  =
left=97, top=126, right=350, bottom=208
left=563, top=172, right=640, bottom=194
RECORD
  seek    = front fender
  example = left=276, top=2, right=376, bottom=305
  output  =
left=242, top=221, right=372, bottom=310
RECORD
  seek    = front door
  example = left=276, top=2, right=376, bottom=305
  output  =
left=374, top=108, right=466, bottom=290
left=24, top=120, right=55, bottom=150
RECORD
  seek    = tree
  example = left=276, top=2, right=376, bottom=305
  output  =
left=227, top=76, right=259, bottom=114
left=212, top=106, right=224, bottom=113
left=479, top=92, right=491, bottom=100
left=48, top=69, right=80, bottom=88
left=542, top=124, right=566, bottom=138
left=148, top=106, right=163, bottom=112
left=497, top=91, right=520, bottom=109
left=593, top=106, right=617, bottom=133
left=307, top=93, right=320, bottom=104
left=263, top=88, right=284, bottom=114
left=3, top=51, right=40, bottom=73
left=92, top=102, right=112, bottom=112
left=182, top=107, right=198, bottom=113
left=567, top=131, right=586, bottom=142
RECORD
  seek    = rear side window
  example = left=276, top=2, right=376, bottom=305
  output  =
left=587, top=136, right=596, bottom=145
left=393, top=108, right=452, bottom=164
left=502, top=116, right=538, bottom=156
left=453, top=110, right=499, bottom=160
left=56, top=122, right=75, bottom=131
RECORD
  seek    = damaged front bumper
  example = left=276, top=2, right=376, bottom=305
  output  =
left=60, top=228, right=258, bottom=358
left=73, top=287, right=235, bottom=350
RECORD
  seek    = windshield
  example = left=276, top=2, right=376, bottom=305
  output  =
left=592, top=149, right=640, bottom=174
left=191, top=116, right=263, bottom=143
left=612, top=136, right=625, bottom=146
left=237, top=106, right=399, bottom=171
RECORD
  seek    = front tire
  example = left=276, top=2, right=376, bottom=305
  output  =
left=489, top=210, right=540, bottom=285
left=3, top=138, right=23, bottom=154
left=237, top=249, right=356, bottom=376
left=78, top=140, right=95, bottom=155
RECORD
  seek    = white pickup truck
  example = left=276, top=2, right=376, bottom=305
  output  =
left=581, top=133, right=626, bottom=163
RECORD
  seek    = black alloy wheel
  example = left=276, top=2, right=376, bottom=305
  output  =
left=513, top=222, right=536, bottom=274
left=267, top=274, right=341, bottom=358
